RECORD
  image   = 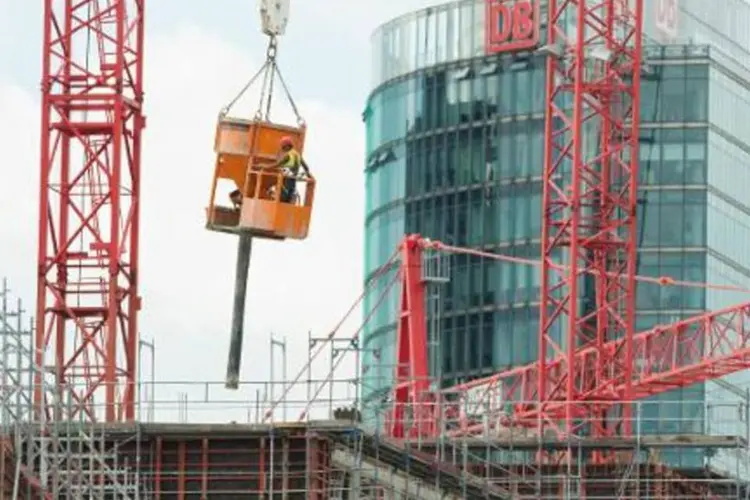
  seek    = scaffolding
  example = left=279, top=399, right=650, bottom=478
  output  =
left=20, top=383, right=748, bottom=499
left=0, top=278, right=140, bottom=499
left=2, top=273, right=750, bottom=498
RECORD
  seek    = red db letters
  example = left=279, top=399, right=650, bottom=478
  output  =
left=485, top=0, right=539, bottom=54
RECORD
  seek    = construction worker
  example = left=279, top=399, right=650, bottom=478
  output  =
left=274, top=136, right=310, bottom=203
left=229, top=189, right=243, bottom=210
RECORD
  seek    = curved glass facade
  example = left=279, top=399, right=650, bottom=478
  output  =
left=370, top=0, right=750, bottom=89
left=363, top=0, right=750, bottom=473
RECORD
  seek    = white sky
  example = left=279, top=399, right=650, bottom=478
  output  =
left=0, top=0, right=443, bottom=422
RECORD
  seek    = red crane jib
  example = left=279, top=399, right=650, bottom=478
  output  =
left=387, top=235, right=750, bottom=439
left=446, top=300, right=750, bottom=437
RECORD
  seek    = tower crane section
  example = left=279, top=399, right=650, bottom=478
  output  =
left=537, top=0, right=644, bottom=438
left=36, top=0, right=145, bottom=422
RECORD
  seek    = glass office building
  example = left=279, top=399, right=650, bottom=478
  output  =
left=362, top=0, right=750, bottom=471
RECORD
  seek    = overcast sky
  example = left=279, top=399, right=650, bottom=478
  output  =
left=0, top=0, right=443, bottom=422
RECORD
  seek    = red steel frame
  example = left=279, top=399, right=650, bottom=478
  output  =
left=442, top=298, right=750, bottom=435
left=385, top=247, right=750, bottom=440
left=536, top=0, right=643, bottom=438
left=36, top=0, right=145, bottom=422
left=387, top=235, right=431, bottom=438
left=387, top=0, right=647, bottom=440
left=379, top=0, right=747, bottom=445
left=379, top=4, right=750, bottom=454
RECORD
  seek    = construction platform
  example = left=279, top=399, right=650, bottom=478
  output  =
left=4, top=419, right=749, bottom=499
left=12, top=420, right=497, bottom=499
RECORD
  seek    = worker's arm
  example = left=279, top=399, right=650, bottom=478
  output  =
left=273, top=153, right=289, bottom=169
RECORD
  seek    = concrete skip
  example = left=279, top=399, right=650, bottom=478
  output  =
left=331, top=447, right=463, bottom=500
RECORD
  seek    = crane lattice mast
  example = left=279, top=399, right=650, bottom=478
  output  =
left=36, top=0, right=145, bottom=422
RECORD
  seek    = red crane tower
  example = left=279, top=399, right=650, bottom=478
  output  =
left=35, top=0, right=145, bottom=422
left=535, top=0, right=643, bottom=439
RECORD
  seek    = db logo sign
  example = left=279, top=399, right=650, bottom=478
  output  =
left=485, top=0, right=540, bottom=54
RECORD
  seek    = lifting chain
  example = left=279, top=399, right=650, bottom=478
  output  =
left=255, top=35, right=278, bottom=121
left=219, top=35, right=305, bottom=127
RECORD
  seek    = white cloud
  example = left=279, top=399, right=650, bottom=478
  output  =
left=0, top=20, right=365, bottom=420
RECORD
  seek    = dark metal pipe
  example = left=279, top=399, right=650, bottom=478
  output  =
left=225, top=233, right=252, bottom=389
